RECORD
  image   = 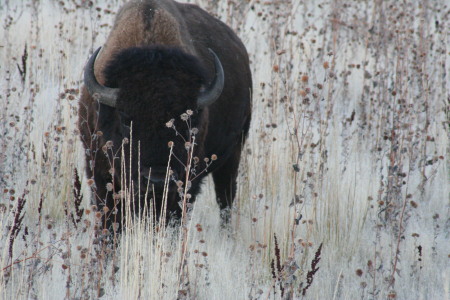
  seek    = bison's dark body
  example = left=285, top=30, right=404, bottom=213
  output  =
left=78, top=0, right=252, bottom=229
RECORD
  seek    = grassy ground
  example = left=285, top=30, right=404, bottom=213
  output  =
left=0, top=0, right=448, bottom=299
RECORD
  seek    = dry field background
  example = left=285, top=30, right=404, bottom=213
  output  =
left=0, top=0, right=448, bottom=299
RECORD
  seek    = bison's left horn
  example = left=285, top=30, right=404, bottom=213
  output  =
left=84, top=47, right=119, bottom=108
left=197, top=49, right=224, bottom=109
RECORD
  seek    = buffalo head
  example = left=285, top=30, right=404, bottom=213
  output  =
left=83, top=45, right=224, bottom=219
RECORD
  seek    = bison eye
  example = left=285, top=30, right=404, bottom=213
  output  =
left=119, top=111, right=132, bottom=126
left=118, top=111, right=131, bottom=137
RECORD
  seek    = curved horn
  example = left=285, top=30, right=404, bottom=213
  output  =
left=84, top=47, right=119, bottom=108
left=197, top=49, right=224, bottom=109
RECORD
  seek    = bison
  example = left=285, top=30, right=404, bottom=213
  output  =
left=78, top=0, right=252, bottom=230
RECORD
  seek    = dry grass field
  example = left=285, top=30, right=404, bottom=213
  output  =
left=0, top=0, right=448, bottom=299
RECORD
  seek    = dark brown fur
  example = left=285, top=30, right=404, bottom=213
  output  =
left=78, top=0, right=251, bottom=230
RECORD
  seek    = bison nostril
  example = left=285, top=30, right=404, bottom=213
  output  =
left=141, top=168, right=167, bottom=185
left=150, top=173, right=166, bottom=184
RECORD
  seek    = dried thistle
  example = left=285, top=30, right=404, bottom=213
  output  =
left=274, top=234, right=282, bottom=275
left=180, top=113, right=189, bottom=121
left=166, top=119, right=174, bottom=128
left=37, top=193, right=44, bottom=223
left=17, top=44, right=28, bottom=84
left=9, top=192, right=27, bottom=260
left=73, top=168, right=84, bottom=224
left=272, top=234, right=285, bottom=297
left=302, top=243, right=323, bottom=296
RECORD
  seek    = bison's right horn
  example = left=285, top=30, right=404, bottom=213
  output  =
left=84, top=47, right=119, bottom=108
left=197, top=49, right=224, bottom=109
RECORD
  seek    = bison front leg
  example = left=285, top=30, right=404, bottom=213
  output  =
left=212, top=144, right=243, bottom=223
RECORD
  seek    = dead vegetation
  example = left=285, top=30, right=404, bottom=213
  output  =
left=0, top=0, right=448, bottom=299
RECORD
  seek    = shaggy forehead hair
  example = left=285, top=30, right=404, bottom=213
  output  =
left=104, top=45, right=206, bottom=88
left=102, top=46, right=208, bottom=114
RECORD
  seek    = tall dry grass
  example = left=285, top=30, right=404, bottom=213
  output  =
left=0, top=0, right=448, bottom=299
